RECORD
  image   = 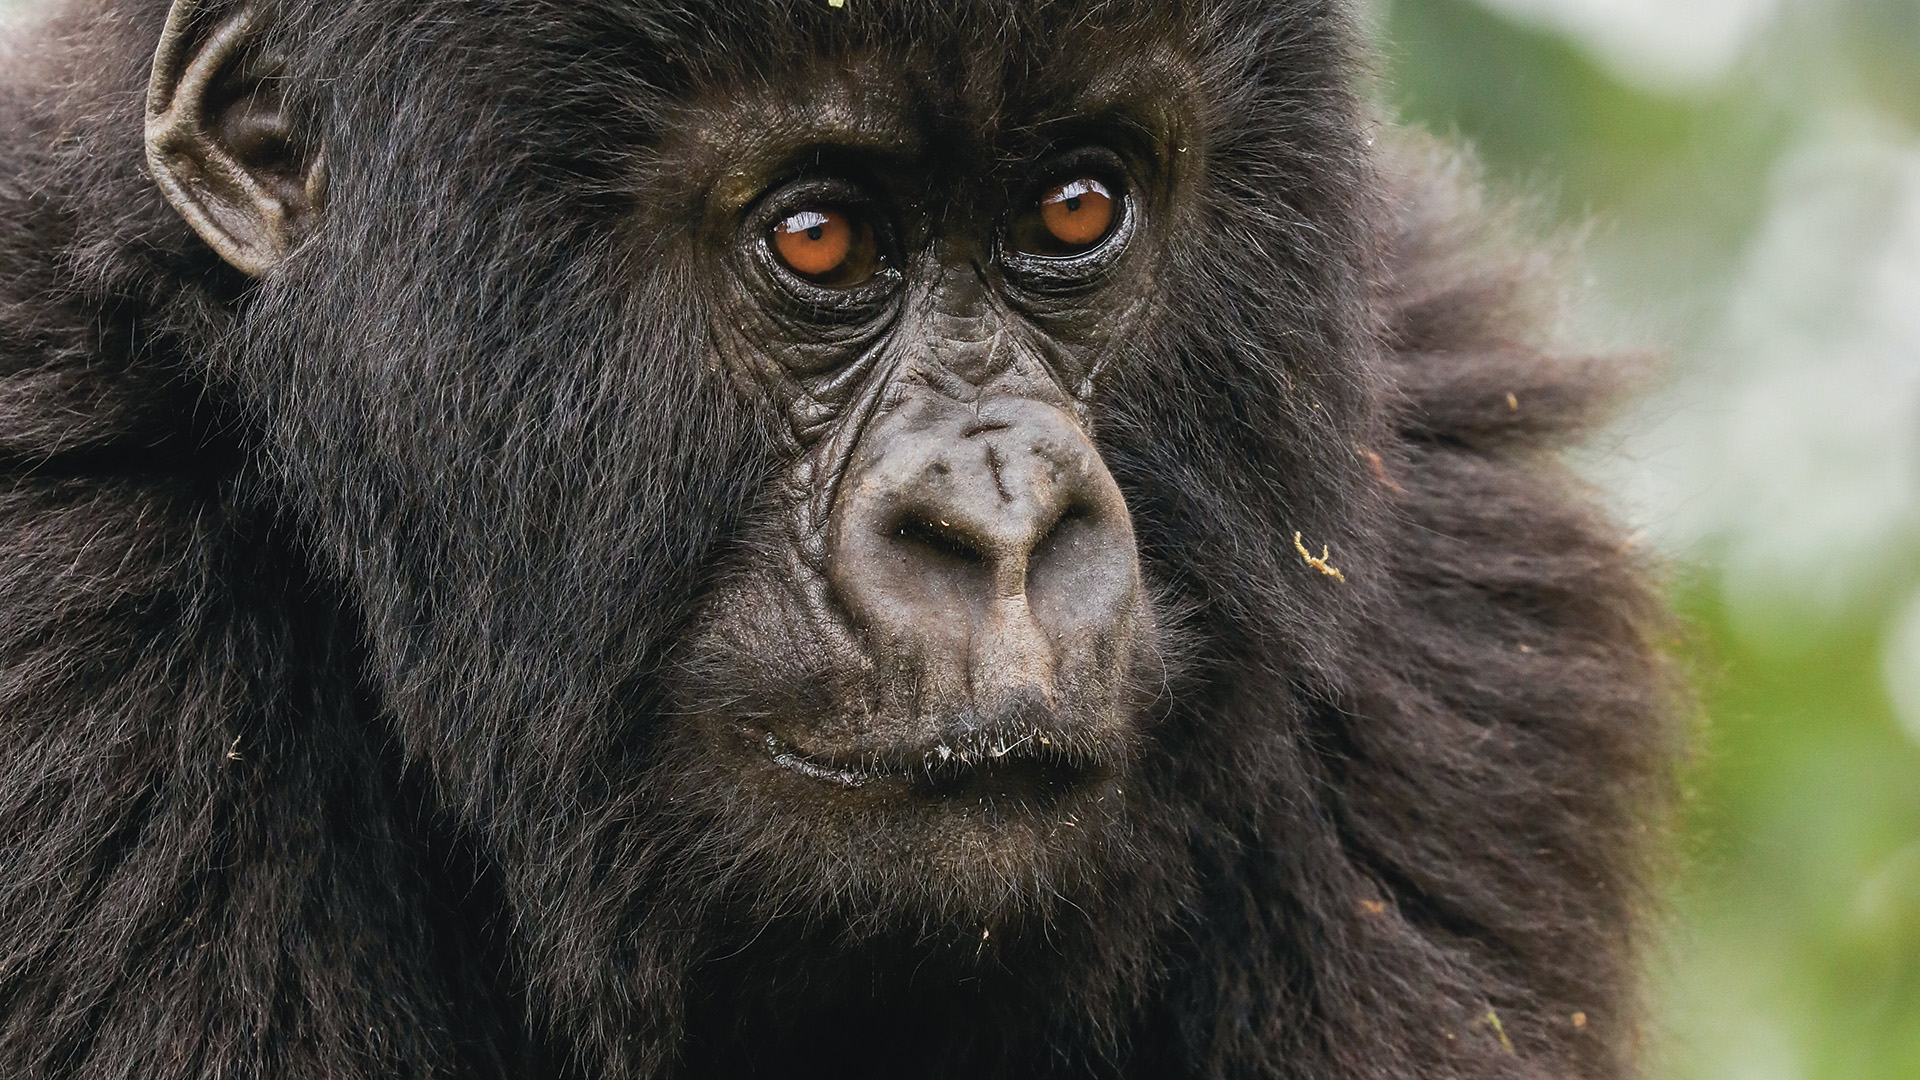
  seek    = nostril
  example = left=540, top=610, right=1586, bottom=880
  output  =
left=1030, top=505, right=1084, bottom=563
left=892, top=512, right=986, bottom=566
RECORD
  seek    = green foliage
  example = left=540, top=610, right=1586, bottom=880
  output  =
left=1382, top=3, right=1920, bottom=1076
left=1385, top=0, right=1698, bottom=207
left=1674, top=587, right=1920, bottom=1080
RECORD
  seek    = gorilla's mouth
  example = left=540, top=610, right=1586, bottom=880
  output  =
left=758, top=730, right=1110, bottom=801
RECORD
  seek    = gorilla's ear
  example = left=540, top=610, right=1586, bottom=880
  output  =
left=145, top=1, right=325, bottom=276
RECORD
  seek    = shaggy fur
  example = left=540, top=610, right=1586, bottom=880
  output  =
left=0, top=1, right=1676, bottom=1077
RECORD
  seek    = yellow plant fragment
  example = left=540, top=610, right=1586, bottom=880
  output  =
left=1482, top=1009, right=1515, bottom=1054
left=1293, top=532, right=1346, bottom=582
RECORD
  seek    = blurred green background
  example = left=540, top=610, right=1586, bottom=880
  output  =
left=1374, top=0, right=1920, bottom=1076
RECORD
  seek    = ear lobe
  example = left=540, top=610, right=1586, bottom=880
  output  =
left=146, top=1, right=326, bottom=276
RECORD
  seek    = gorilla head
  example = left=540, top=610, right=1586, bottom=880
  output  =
left=0, top=0, right=1674, bottom=1077
left=150, top=0, right=1376, bottom=909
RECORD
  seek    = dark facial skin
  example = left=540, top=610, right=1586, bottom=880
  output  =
left=669, top=58, right=1194, bottom=895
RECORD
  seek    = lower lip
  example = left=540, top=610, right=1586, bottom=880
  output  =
left=754, top=729, right=1113, bottom=810
left=764, top=732, right=871, bottom=787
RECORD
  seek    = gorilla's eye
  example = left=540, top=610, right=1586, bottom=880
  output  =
left=770, top=207, right=882, bottom=287
left=1012, top=177, right=1117, bottom=256
left=1041, top=179, right=1114, bottom=246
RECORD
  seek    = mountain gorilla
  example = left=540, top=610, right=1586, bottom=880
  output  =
left=0, top=0, right=1677, bottom=1077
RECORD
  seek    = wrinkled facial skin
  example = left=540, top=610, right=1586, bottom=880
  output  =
left=669, top=57, right=1192, bottom=894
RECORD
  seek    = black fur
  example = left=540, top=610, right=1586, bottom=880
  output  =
left=0, top=1, right=1677, bottom=1077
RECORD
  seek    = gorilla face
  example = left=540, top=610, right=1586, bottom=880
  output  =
left=147, top=0, right=1370, bottom=932
left=669, top=62, right=1190, bottom=879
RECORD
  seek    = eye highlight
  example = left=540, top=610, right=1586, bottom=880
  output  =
left=1012, top=176, right=1119, bottom=257
left=770, top=207, right=882, bottom=286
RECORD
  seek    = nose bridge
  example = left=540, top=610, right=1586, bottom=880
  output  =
left=918, top=255, right=1016, bottom=390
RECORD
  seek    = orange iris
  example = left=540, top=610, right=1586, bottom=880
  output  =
left=772, top=209, right=853, bottom=279
left=1038, top=178, right=1114, bottom=249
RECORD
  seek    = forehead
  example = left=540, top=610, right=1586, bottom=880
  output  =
left=670, top=17, right=1201, bottom=211
left=666, top=0, right=1201, bottom=92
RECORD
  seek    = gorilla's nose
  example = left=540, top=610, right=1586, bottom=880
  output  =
left=826, top=389, right=1143, bottom=719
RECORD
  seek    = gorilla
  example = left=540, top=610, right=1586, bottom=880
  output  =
left=0, top=0, right=1678, bottom=1077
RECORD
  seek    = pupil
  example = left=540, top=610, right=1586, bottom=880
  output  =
left=806, top=225, right=823, bottom=241
left=1065, top=196, right=1081, bottom=211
